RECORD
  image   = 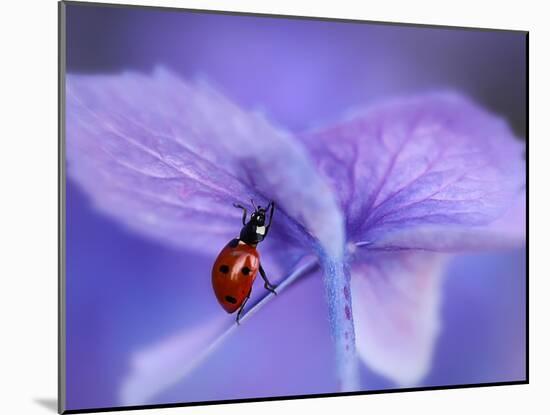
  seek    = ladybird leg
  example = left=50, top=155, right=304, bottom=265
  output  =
left=233, top=203, right=248, bottom=225
left=264, top=202, right=275, bottom=237
left=236, top=292, right=251, bottom=325
left=259, top=263, right=277, bottom=295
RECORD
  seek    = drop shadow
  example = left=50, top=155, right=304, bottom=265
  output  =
left=34, top=398, right=57, bottom=413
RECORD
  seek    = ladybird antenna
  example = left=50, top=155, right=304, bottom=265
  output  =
left=250, top=198, right=257, bottom=211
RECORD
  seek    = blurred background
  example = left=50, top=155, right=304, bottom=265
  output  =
left=64, top=3, right=526, bottom=410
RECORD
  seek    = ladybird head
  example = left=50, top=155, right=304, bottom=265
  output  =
left=250, top=205, right=266, bottom=226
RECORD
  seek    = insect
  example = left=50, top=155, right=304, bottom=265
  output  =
left=211, top=200, right=277, bottom=324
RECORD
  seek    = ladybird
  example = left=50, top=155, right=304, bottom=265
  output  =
left=211, top=200, right=277, bottom=324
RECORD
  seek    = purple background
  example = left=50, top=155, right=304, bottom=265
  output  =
left=64, top=3, right=526, bottom=411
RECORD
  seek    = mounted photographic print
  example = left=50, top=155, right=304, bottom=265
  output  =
left=59, top=1, right=528, bottom=413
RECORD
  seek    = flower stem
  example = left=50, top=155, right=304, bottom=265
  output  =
left=319, top=254, right=360, bottom=391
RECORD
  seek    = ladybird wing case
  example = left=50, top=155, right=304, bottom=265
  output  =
left=211, top=240, right=260, bottom=313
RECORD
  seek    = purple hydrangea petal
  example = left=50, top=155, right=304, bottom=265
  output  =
left=119, top=315, right=229, bottom=406
left=66, top=68, right=344, bottom=262
left=362, top=190, right=526, bottom=252
left=350, top=252, right=447, bottom=386
left=301, top=93, right=525, bottom=251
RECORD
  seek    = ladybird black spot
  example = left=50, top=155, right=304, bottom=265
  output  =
left=225, top=295, right=237, bottom=304
left=219, top=265, right=230, bottom=274
left=228, top=239, right=239, bottom=248
left=241, top=267, right=251, bottom=275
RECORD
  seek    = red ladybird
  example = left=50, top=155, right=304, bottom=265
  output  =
left=211, top=200, right=277, bottom=324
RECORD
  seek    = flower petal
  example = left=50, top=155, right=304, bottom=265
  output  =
left=119, top=315, right=228, bottom=406
left=301, top=93, right=525, bottom=251
left=351, top=252, right=447, bottom=386
left=66, top=68, right=344, bottom=259
left=365, top=190, right=526, bottom=252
